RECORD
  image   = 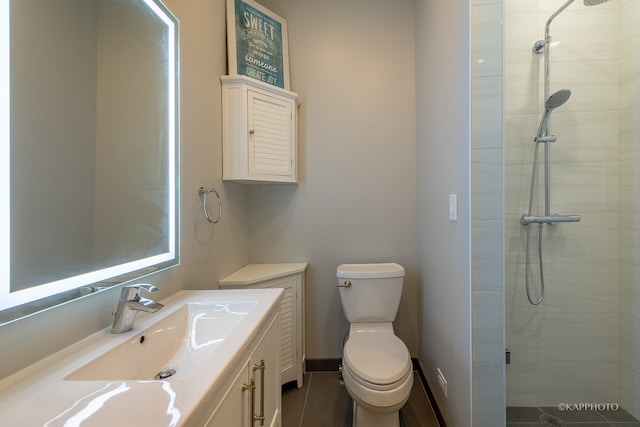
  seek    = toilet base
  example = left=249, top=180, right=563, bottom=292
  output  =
left=352, top=401, right=400, bottom=427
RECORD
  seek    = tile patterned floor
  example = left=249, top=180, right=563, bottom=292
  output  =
left=282, top=371, right=441, bottom=427
left=507, top=406, right=640, bottom=426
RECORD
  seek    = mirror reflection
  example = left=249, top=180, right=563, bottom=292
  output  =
left=0, top=0, right=179, bottom=322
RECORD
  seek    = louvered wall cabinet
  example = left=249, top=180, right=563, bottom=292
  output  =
left=220, top=263, right=307, bottom=389
left=221, top=75, right=299, bottom=183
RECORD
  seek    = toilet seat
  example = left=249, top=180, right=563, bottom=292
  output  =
left=343, top=332, right=412, bottom=391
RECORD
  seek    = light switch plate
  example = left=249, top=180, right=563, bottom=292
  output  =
left=449, top=194, right=457, bottom=221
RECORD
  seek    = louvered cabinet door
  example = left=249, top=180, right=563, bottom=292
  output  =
left=275, top=277, right=297, bottom=386
left=247, top=90, right=293, bottom=178
left=221, top=75, right=299, bottom=183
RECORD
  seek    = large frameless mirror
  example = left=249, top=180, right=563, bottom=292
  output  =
left=0, top=0, right=180, bottom=323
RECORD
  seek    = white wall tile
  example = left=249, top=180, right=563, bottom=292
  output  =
left=538, top=313, right=619, bottom=364
left=505, top=113, right=539, bottom=165
left=620, top=213, right=640, bottom=265
left=505, top=62, right=540, bottom=114
left=472, top=77, right=503, bottom=150
left=538, top=9, right=619, bottom=63
left=473, top=363, right=506, bottom=425
left=543, top=60, right=619, bottom=113
left=505, top=313, right=538, bottom=364
left=620, top=365, right=640, bottom=420
left=505, top=262, right=539, bottom=315
left=472, top=3, right=504, bottom=78
left=620, top=0, right=640, bottom=58
left=504, top=166, right=534, bottom=215
left=473, top=292, right=505, bottom=363
left=542, top=212, right=619, bottom=264
left=537, top=262, right=619, bottom=314
left=545, top=111, right=619, bottom=164
left=620, top=285, right=640, bottom=323
left=506, top=363, right=538, bottom=406
left=620, top=109, right=640, bottom=160
left=547, top=161, right=619, bottom=213
left=505, top=0, right=537, bottom=14
left=620, top=314, right=640, bottom=373
left=538, top=363, right=619, bottom=405
left=504, top=12, right=540, bottom=64
left=472, top=220, right=504, bottom=292
left=472, top=149, right=504, bottom=220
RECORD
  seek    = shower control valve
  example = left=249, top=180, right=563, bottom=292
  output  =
left=534, top=135, right=557, bottom=143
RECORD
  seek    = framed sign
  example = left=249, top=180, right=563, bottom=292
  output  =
left=226, top=0, right=290, bottom=89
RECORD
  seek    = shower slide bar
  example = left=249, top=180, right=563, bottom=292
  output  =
left=520, top=214, right=581, bottom=225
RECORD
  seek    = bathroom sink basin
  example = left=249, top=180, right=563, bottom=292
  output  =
left=65, top=300, right=257, bottom=381
left=0, top=289, right=283, bottom=426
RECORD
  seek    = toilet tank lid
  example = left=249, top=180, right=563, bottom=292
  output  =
left=337, top=263, right=405, bottom=279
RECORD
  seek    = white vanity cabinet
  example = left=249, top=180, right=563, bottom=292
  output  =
left=204, top=313, right=281, bottom=427
left=220, top=263, right=307, bottom=389
left=221, top=75, right=299, bottom=184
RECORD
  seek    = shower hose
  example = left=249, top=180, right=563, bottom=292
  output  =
left=524, top=142, right=545, bottom=306
left=525, top=222, right=545, bottom=305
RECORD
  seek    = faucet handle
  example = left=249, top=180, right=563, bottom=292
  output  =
left=121, top=283, right=158, bottom=300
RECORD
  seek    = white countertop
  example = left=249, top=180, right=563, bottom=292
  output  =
left=0, top=289, right=282, bottom=426
left=219, top=263, right=308, bottom=286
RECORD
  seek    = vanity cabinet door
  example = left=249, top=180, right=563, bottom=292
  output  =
left=203, top=314, right=280, bottom=427
left=250, top=315, right=280, bottom=427
left=204, top=362, right=250, bottom=427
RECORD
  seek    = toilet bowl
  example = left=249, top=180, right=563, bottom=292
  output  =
left=342, top=324, right=413, bottom=427
left=337, top=263, right=413, bottom=427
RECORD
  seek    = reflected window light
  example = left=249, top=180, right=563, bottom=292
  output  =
left=160, top=381, right=181, bottom=427
left=44, top=383, right=130, bottom=427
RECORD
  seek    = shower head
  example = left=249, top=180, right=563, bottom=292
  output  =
left=584, top=0, right=609, bottom=5
left=545, top=89, right=572, bottom=110
left=536, top=89, right=572, bottom=139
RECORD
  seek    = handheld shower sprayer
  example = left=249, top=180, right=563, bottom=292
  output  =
left=535, top=89, right=571, bottom=141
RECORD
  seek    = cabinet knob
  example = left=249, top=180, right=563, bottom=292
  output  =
left=249, top=129, right=255, bottom=135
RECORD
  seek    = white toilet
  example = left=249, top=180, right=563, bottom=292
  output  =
left=337, top=263, right=413, bottom=427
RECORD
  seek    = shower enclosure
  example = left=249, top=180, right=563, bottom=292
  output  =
left=503, top=0, right=640, bottom=419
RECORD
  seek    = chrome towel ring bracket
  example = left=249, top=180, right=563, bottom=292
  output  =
left=197, top=186, right=222, bottom=224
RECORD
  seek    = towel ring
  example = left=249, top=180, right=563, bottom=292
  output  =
left=198, top=186, right=222, bottom=224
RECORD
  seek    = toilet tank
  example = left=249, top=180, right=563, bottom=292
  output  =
left=336, top=263, right=405, bottom=323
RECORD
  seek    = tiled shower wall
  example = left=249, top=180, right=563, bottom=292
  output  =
left=619, top=0, right=640, bottom=418
left=504, top=0, right=640, bottom=418
left=471, top=0, right=505, bottom=424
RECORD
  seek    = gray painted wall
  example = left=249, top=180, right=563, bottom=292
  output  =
left=248, top=0, right=419, bottom=359
left=416, top=0, right=473, bottom=426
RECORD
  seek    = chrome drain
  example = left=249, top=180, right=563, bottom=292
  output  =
left=154, top=368, right=176, bottom=380
left=540, top=414, right=564, bottom=427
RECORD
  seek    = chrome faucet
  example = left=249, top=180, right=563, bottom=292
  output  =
left=111, top=284, right=164, bottom=334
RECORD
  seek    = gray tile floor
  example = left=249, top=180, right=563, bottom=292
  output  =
left=507, top=406, right=640, bottom=426
left=282, top=371, right=441, bottom=427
